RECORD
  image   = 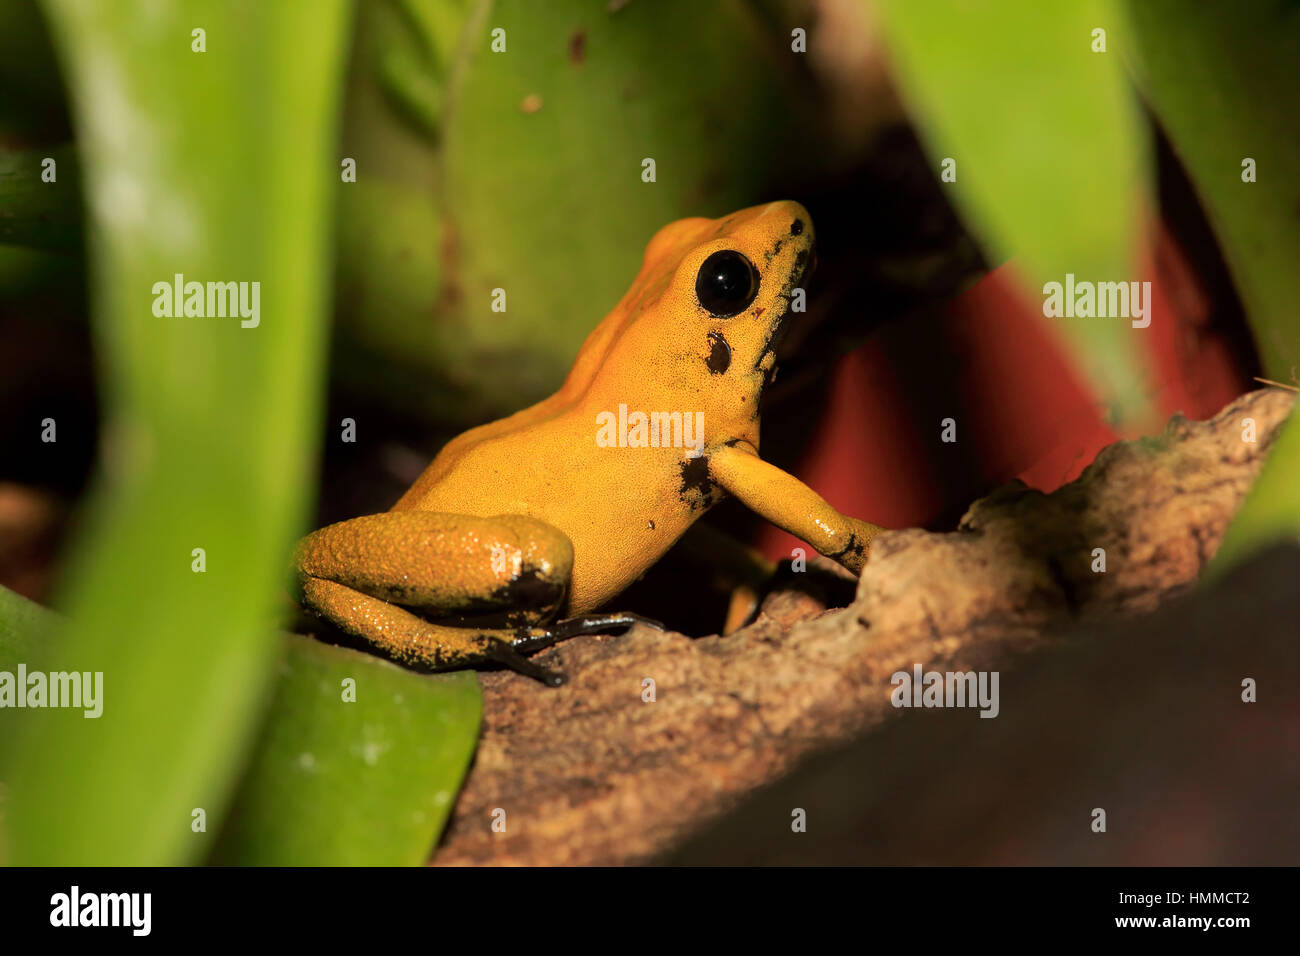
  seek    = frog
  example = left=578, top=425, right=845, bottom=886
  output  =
left=294, top=200, right=884, bottom=685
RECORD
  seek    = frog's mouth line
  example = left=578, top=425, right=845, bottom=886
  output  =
left=753, top=240, right=815, bottom=381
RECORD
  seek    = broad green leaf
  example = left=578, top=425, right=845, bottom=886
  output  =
left=211, top=637, right=481, bottom=866
left=0, top=582, right=481, bottom=866
left=335, top=0, right=824, bottom=424
left=1125, top=2, right=1300, bottom=575
left=871, top=0, right=1152, bottom=427
left=0, top=0, right=354, bottom=865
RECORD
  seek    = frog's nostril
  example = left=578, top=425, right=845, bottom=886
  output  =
left=790, top=218, right=804, bottom=236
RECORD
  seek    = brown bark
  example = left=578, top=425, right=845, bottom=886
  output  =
left=433, top=388, right=1294, bottom=866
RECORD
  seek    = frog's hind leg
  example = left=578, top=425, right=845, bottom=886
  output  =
left=295, top=511, right=574, bottom=625
left=294, top=511, right=579, bottom=683
left=300, top=576, right=568, bottom=685
left=295, top=512, right=661, bottom=684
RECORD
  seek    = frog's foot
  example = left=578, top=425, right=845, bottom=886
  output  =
left=481, top=640, right=567, bottom=687
left=301, top=577, right=569, bottom=686
left=509, top=611, right=664, bottom=655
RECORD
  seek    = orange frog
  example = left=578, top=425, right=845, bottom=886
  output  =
left=294, top=201, right=883, bottom=684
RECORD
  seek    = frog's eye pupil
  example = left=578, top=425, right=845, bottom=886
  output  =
left=695, top=250, right=759, bottom=317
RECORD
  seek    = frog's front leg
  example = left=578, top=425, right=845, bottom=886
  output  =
left=295, top=512, right=584, bottom=684
left=707, top=443, right=885, bottom=575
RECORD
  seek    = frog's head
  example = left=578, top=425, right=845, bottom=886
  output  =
left=575, top=202, right=815, bottom=452
left=657, top=198, right=812, bottom=373
left=597, top=201, right=815, bottom=435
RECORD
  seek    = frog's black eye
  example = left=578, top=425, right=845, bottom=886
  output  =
left=695, top=250, right=759, bottom=317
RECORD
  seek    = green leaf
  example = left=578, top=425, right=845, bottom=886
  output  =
left=0, top=144, right=83, bottom=251
left=0, top=0, right=70, bottom=139
left=211, top=637, right=481, bottom=866
left=1126, top=0, right=1300, bottom=381
left=871, top=0, right=1152, bottom=427
left=0, top=0, right=354, bottom=865
left=0, top=586, right=56, bottom=864
left=0, top=584, right=57, bottom=670
left=0, top=584, right=481, bottom=865
left=1125, top=2, right=1300, bottom=575
left=336, top=0, right=825, bottom=424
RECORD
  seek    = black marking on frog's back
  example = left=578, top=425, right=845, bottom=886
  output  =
left=706, top=331, right=732, bottom=374
left=678, top=454, right=721, bottom=512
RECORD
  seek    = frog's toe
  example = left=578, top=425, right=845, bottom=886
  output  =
left=483, top=639, right=567, bottom=686
left=617, top=612, right=665, bottom=632
left=550, top=611, right=665, bottom=636
left=500, top=612, right=661, bottom=680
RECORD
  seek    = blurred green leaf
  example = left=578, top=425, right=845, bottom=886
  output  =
left=371, top=0, right=473, bottom=138
left=1127, top=0, right=1300, bottom=381
left=336, top=0, right=825, bottom=424
left=1126, top=2, right=1300, bottom=577
left=0, top=584, right=57, bottom=669
left=0, top=243, right=76, bottom=296
left=871, top=0, right=1152, bottom=427
left=0, top=0, right=70, bottom=140
left=0, top=144, right=82, bottom=251
left=0, top=0, right=354, bottom=865
left=0, top=585, right=55, bottom=865
left=211, top=637, right=481, bottom=866
left=0, top=586, right=481, bottom=866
